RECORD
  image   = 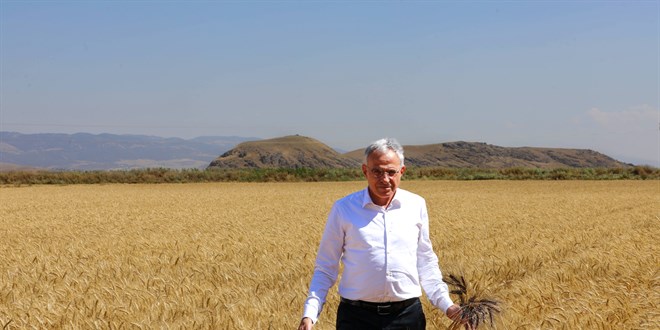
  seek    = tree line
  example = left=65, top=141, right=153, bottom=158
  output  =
left=1, top=166, right=657, bottom=185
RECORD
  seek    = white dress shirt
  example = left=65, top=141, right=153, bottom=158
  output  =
left=302, top=187, right=454, bottom=323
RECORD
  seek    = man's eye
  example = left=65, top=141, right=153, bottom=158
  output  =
left=370, top=168, right=399, bottom=177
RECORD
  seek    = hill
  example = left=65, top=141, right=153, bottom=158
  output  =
left=344, top=141, right=630, bottom=168
left=207, top=135, right=360, bottom=169
left=0, top=132, right=258, bottom=170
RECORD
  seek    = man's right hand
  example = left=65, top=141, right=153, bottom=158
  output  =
left=298, top=317, right=313, bottom=330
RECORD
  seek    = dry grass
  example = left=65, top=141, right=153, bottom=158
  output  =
left=0, top=181, right=657, bottom=329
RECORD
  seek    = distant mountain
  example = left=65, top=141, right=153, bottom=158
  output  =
left=344, top=141, right=631, bottom=168
left=208, top=135, right=360, bottom=169
left=0, top=162, right=41, bottom=172
left=0, top=132, right=259, bottom=170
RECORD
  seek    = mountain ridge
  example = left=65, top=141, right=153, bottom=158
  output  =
left=1, top=132, right=632, bottom=170
left=209, top=135, right=630, bottom=169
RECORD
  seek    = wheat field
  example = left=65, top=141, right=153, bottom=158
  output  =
left=0, top=181, right=657, bottom=329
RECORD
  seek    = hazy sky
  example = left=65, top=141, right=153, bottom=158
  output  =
left=1, top=1, right=658, bottom=166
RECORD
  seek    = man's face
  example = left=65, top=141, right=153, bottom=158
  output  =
left=362, top=149, right=406, bottom=206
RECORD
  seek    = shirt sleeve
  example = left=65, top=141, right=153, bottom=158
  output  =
left=416, top=200, right=455, bottom=314
left=302, top=202, right=345, bottom=323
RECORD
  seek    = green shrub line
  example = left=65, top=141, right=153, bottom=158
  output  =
left=0, top=166, right=658, bottom=185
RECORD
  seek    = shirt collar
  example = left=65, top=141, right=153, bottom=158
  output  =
left=361, top=187, right=402, bottom=209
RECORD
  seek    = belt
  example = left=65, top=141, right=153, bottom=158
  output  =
left=340, top=297, right=418, bottom=316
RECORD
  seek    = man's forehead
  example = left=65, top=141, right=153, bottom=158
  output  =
left=367, top=149, right=401, bottom=166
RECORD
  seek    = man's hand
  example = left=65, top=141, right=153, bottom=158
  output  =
left=446, top=304, right=473, bottom=330
left=297, top=317, right=313, bottom=330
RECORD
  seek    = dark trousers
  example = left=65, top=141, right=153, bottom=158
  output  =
left=336, top=298, right=426, bottom=330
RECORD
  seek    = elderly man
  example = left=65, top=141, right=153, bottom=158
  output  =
left=298, top=138, right=465, bottom=330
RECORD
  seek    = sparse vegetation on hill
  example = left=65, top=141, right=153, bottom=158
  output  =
left=207, top=135, right=360, bottom=169
left=345, top=141, right=630, bottom=168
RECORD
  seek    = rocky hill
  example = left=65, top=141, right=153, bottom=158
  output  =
left=207, top=135, right=360, bottom=169
left=344, top=141, right=630, bottom=168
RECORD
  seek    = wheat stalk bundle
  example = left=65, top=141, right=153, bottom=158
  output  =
left=444, top=274, right=501, bottom=329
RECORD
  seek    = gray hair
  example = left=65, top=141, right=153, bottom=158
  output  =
left=364, top=138, right=405, bottom=166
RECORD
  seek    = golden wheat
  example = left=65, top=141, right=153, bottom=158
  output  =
left=0, top=181, right=657, bottom=329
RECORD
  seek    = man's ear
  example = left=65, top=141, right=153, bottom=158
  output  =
left=362, top=164, right=368, bottom=177
left=400, top=165, right=406, bottom=176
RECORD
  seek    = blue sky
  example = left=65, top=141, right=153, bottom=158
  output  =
left=1, top=1, right=658, bottom=166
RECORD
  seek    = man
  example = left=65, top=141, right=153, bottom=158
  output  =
left=298, top=138, right=466, bottom=330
